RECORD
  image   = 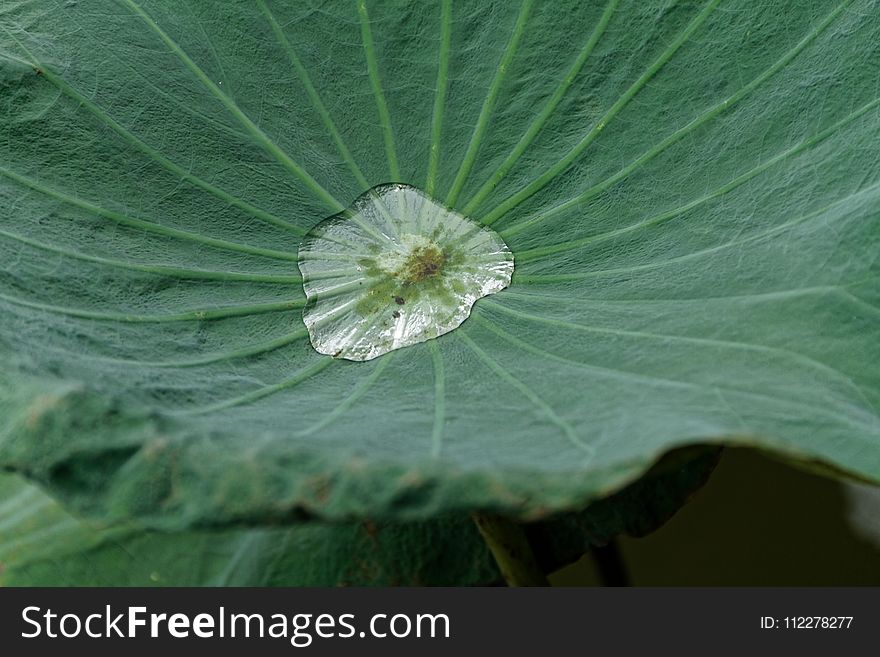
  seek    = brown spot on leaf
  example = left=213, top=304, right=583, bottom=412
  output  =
left=308, top=476, right=332, bottom=504
left=363, top=520, right=379, bottom=540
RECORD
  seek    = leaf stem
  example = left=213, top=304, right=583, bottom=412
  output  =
left=591, top=538, right=630, bottom=587
left=472, top=512, right=549, bottom=586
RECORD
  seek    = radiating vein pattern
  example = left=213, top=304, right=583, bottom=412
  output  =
left=0, top=0, right=878, bottom=528
left=478, top=0, right=722, bottom=226
left=258, top=0, right=370, bottom=190
left=445, top=0, right=534, bottom=207
left=461, top=0, right=620, bottom=215
left=425, top=0, right=453, bottom=197
left=518, top=94, right=880, bottom=263
left=358, top=0, right=401, bottom=181
left=499, top=0, right=857, bottom=238
left=120, top=0, right=345, bottom=213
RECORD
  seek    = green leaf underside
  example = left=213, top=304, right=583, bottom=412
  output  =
left=0, top=0, right=877, bottom=528
left=0, top=450, right=717, bottom=585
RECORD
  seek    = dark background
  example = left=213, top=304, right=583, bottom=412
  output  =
left=551, top=448, right=880, bottom=585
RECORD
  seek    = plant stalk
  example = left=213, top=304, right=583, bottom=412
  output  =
left=591, top=538, right=631, bottom=586
left=472, top=512, right=550, bottom=586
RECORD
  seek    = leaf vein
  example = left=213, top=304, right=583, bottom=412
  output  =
left=516, top=94, right=880, bottom=262
left=445, top=0, right=534, bottom=208
left=425, top=0, right=452, bottom=197
left=480, top=0, right=722, bottom=226
left=457, top=330, right=593, bottom=458
left=0, top=293, right=304, bottom=324
left=461, top=0, right=619, bottom=215
left=0, top=165, right=299, bottom=262
left=297, top=354, right=394, bottom=437
left=178, top=358, right=335, bottom=415
left=258, top=0, right=371, bottom=189
left=358, top=0, right=400, bottom=181
left=485, top=299, right=878, bottom=421
left=120, top=0, right=343, bottom=211
left=429, top=340, right=446, bottom=458
left=0, top=228, right=299, bottom=284
left=500, top=0, right=856, bottom=237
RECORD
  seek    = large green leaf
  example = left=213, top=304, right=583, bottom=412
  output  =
left=0, top=0, right=878, bottom=531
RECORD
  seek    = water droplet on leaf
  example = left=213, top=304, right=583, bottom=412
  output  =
left=298, top=184, right=513, bottom=361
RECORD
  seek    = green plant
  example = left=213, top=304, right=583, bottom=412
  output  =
left=1, top=0, right=878, bottom=585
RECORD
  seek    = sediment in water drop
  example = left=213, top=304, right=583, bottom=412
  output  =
left=297, top=183, right=514, bottom=361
